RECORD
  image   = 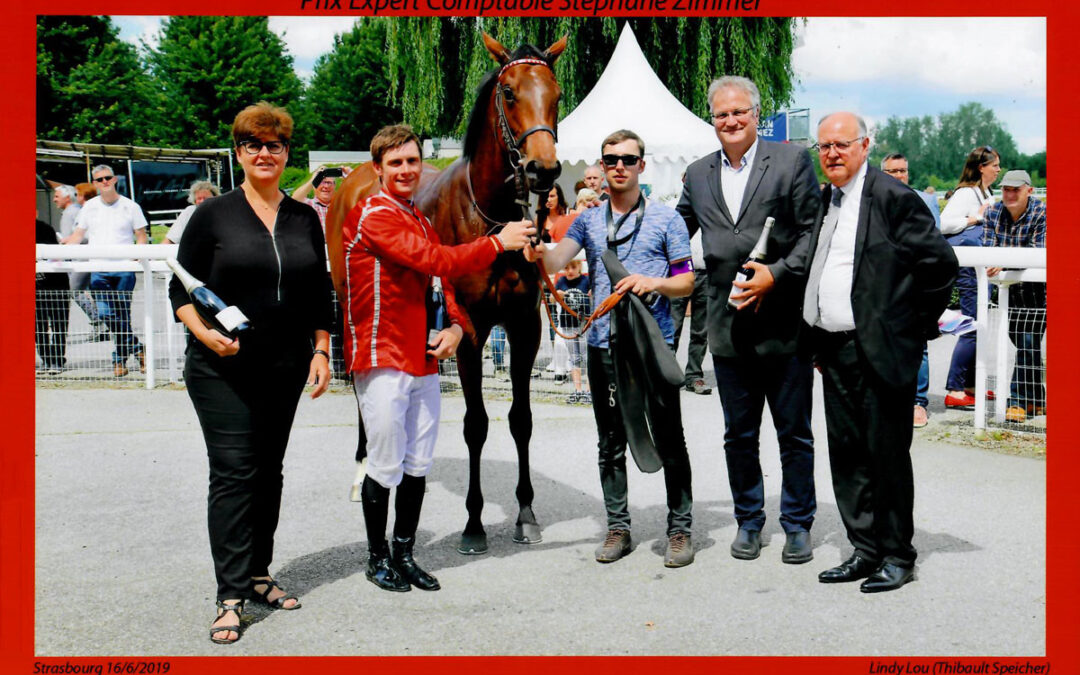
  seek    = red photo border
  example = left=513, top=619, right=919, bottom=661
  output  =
left=6, top=3, right=1074, bottom=673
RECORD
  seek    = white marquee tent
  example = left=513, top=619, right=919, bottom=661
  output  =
left=555, top=23, right=720, bottom=203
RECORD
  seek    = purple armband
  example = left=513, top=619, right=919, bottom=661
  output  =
left=669, top=259, right=693, bottom=277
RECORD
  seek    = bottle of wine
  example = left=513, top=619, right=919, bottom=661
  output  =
left=166, top=258, right=252, bottom=338
left=728, top=216, right=775, bottom=309
left=426, top=276, right=450, bottom=352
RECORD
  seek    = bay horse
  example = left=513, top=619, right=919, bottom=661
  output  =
left=326, top=33, right=566, bottom=555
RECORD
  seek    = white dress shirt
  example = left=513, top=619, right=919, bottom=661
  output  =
left=720, top=138, right=759, bottom=223
left=816, top=160, right=868, bottom=332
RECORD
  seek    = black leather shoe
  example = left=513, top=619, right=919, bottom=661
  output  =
left=730, top=528, right=761, bottom=560
left=781, top=531, right=813, bottom=564
left=860, top=562, right=915, bottom=593
left=818, top=554, right=880, bottom=583
left=366, top=545, right=411, bottom=592
left=391, top=536, right=441, bottom=591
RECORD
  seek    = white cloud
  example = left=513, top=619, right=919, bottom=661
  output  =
left=793, top=17, right=1046, bottom=98
left=268, top=17, right=359, bottom=63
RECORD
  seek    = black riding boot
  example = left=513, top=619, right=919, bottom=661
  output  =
left=391, top=474, right=440, bottom=591
left=362, top=477, right=409, bottom=592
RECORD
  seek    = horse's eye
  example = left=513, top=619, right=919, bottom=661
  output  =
left=502, top=86, right=516, bottom=103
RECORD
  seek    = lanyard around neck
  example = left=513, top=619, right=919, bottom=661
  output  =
left=606, top=193, right=646, bottom=252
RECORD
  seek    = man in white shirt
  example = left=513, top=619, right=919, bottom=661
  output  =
left=64, top=164, right=149, bottom=377
left=804, top=112, right=956, bottom=593
left=677, top=75, right=820, bottom=565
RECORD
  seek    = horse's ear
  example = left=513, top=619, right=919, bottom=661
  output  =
left=482, top=32, right=511, bottom=65
left=544, top=35, right=568, bottom=63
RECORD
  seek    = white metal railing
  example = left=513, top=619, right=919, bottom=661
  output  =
left=954, top=246, right=1047, bottom=432
left=35, top=244, right=588, bottom=398
left=37, top=244, right=1047, bottom=429
left=37, top=244, right=176, bottom=389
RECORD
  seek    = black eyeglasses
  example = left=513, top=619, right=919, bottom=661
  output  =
left=883, top=168, right=909, bottom=175
left=238, top=139, right=288, bottom=155
left=601, top=154, right=641, bottom=168
left=92, top=175, right=115, bottom=183
left=979, top=145, right=997, bottom=163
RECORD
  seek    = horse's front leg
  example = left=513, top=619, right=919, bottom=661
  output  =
left=505, top=306, right=542, bottom=544
left=456, top=327, right=491, bottom=555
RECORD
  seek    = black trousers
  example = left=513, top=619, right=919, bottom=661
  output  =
left=185, top=348, right=308, bottom=600
left=35, top=288, right=70, bottom=369
left=712, top=352, right=815, bottom=534
left=586, top=346, right=693, bottom=535
left=815, top=330, right=917, bottom=567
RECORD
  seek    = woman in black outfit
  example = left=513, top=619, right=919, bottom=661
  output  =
left=169, top=102, right=333, bottom=644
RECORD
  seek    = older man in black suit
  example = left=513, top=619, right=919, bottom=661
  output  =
left=677, top=76, right=820, bottom=565
left=804, top=112, right=957, bottom=593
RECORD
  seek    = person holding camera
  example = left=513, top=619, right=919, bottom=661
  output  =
left=292, top=164, right=351, bottom=233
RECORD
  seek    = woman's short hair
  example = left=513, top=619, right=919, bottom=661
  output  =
left=232, top=101, right=294, bottom=146
left=75, top=183, right=97, bottom=202
left=575, top=188, right=599, bottom=208
left=370, top=124, right=421, bottom=165
left=188, top=180, right=221, bottom=204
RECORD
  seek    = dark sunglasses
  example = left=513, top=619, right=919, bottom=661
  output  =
left=92, top=175, right=115, bottom=183
left=601, top=154, right=641, bottom=168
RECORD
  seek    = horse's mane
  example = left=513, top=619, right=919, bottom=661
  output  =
left=461, top=43, right=550, bottom=160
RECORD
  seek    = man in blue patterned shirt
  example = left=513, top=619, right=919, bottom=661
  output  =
left=981, top=169, right=1046, bottom=423
left=526, top=129, right=697, bottom=568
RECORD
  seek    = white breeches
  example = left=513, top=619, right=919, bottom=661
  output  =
left=352, top=368, right=441, bottom=488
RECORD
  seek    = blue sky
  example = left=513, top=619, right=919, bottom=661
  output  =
left=113, top=16, right=1046, bottom=154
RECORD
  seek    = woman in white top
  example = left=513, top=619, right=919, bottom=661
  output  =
left=941, top=145, right=1000, bottom=409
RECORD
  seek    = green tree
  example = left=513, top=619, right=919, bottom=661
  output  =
left=145, top=17, right=303, bottom=155
left=37, top=16, right=155, bottom=143
left=297, top=19, right=401, bottom=153
left=871, top=102, right=1041, bottom=189
left=379, top=17, right=800, bottom=138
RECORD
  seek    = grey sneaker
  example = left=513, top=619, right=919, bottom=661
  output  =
left=595, top=529, right=632, bottom=563
left=664, top=532, right=695, bottom=568
left=687, top=379, right=712, bottom=395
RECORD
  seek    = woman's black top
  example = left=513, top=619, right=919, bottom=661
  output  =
left=169, top=188, right=334, bottom=372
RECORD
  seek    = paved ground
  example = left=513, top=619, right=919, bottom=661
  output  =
left=34, top=338, right=1046, bottom=656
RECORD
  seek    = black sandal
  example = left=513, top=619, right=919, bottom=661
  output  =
left=209, top=600, right=244, bottom=645
left=251, top=578, right=302, bottom=610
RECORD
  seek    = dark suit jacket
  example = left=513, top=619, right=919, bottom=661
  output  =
left=806, top=166, right=959, bottom=386
left=677, top=139, right=820, bottom=358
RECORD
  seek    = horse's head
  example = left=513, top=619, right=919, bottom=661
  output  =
left=482, top=33, right=566, bottom=194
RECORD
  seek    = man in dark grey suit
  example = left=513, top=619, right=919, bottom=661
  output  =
left=677, top=76, right=820, bottom=564
left=804, top=112, right=957, bottom=593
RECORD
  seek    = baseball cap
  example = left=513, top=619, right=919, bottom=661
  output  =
left=999, top=170, right=1032, bottom=188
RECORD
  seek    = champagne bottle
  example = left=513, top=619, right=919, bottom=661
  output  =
left=728, top=216, right=775, bottom=309
left=166, top=258, right=252, bottom=338
left=426, top=276, right=450, bottom=351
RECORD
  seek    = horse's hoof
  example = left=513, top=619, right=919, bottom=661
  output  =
left=513, top=521, right=543, bottom=544
left=458, top=533, right=489, bottom=555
